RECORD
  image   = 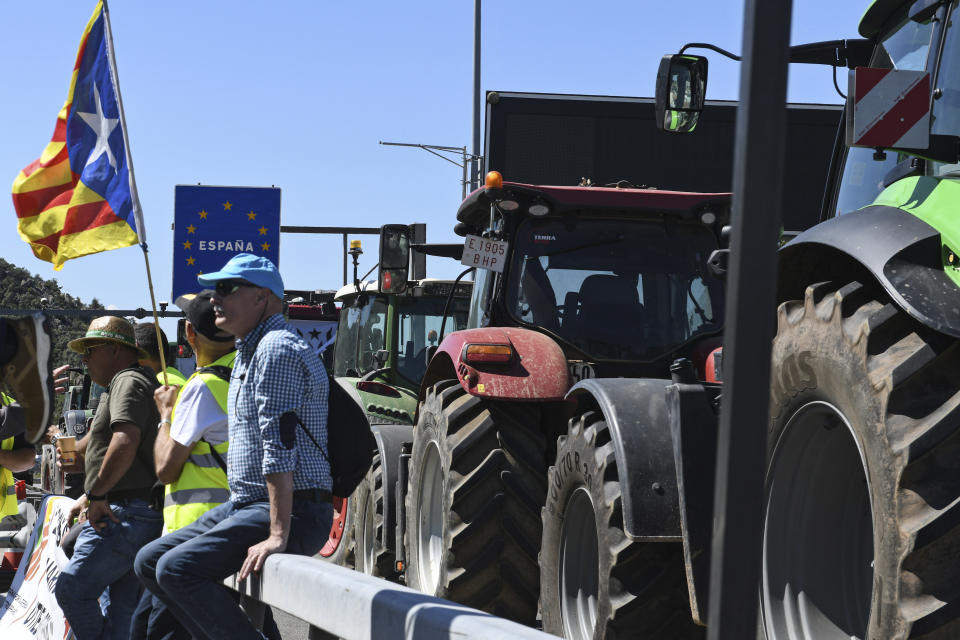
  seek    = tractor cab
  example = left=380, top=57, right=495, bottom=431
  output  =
left=332, top=278, right=472, bottom=418
left=448, top=173, right=730, bottom=379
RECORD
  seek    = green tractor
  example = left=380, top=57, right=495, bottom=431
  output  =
left=318, top=259, right=472, bottom=575
left=653, top=1, right=960, bottom=638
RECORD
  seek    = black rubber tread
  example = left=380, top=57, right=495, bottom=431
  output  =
left=768, top=279, right=960, bottom=640
left=405, top=380, right=547, bottom=624
left=317, top=495, right=355, bottom=569
left=541, top=411, right=703, bottom=640
left=353, top=453, right=397, bottom=579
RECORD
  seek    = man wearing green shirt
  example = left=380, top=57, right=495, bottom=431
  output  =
left=55, top=316, right=163, bottom=640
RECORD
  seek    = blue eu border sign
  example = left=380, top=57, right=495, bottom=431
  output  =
left=172, top=185, right=281, bottom=301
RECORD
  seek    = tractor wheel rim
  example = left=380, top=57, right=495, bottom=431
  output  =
left=560, top=486, right=600, bottom=640
left=417, top=441, right=444, bottom=591
left=359, top=491, right=376, bottom=574
left=762, top=400, right=874, bottom=640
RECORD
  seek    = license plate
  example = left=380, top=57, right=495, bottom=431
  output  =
left=461, top=235, right=509, bottom=273
left=569, top=361, right=595, bottom=383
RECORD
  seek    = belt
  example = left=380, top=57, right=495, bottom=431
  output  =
left=108, top=488, right=155, bottom=503
left=293, top=488, right=332, bottom=503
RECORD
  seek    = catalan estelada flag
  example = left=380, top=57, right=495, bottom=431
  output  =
left=11, top=1, right=145, bottom=270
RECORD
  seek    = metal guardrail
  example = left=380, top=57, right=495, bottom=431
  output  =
left=224, top=554, right=556, bottom=640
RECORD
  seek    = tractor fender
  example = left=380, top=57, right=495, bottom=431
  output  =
left=334, top=377, right=364, bottom=408
left=368, top=423, right=413, bottom=554
left=566, top=378, right=680, bottom=541
left=665, top=381, right=722, bottom=626
left=779, top=205, right=960, bottom=337
left=421, top=327, right=570, bottom=403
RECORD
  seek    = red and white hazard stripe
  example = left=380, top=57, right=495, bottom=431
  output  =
left=852, top=67, right=930, bottom=149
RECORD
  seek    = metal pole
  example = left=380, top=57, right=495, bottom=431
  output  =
left=102, top=1, right=169, bottom=384
left=462, top=146, right=469, bottom=200
left=471, top=0, right=481, bottom=191
left=706, top=0, right=792, bottom=638
left=101, top=0, right=145, bottom=246
left=342, top=233, right=348, bottom=286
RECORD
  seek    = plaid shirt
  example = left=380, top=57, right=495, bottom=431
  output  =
left=227, top=313, right=331, bottom=504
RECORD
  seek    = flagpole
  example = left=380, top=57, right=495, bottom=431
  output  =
left=100, top=0, right=170, bottom=385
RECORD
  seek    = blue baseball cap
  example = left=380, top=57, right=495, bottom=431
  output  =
left=198, top=253, right=285, bottom=299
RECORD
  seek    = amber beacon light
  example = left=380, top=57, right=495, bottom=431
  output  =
left=485, top=171, right=503, bottom=189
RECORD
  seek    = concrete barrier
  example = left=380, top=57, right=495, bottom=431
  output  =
left=224, top=554, right=557, bottom=640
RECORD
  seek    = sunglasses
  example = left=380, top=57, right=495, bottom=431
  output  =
left=214, top=280, right=257, bottom=297
left=81, top=342, right=112, bottom=358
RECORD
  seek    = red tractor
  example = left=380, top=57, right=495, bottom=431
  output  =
left=372, top=172, right=728, bottom=636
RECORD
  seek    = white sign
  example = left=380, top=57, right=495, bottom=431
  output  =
left=461, top=235, right=508, bottom=273
left=0, top=496, right=76, bottom=639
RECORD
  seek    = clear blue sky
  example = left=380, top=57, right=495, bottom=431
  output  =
left=0, top=0, right=864, bottom=337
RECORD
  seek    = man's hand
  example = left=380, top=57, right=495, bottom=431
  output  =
left=154, top=385, right=181, bottom=417
left=239, top=535, right=287, bottom=581
left=86, top=499, right=119, bottom=532
left=53, top=364, right=71, bottom=394
left=56, top=446, right=85, bottom=473
left=240, top=471, right=294, bottom=581
left=66, top=494, right=89, bottom=526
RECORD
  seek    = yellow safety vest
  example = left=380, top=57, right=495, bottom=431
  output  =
left=1, top=392, right=18, bottom=518
left=156, top=366, right=188, bottom=387
left=0, top=437, right=17, bottom=519
left=162, top=351, right=235, bottom=532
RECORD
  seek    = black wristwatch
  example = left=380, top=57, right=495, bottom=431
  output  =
left=85, top=490, right=107, bottom=502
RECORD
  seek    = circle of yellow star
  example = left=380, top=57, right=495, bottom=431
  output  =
left=260, top=242, right=271, bottom=251
left=198, top=210, right=208, bottom=219
left=186, top=256, right=196, bottom=266
left=223, top=201, right=233, bottom=211
left=258, top=226, right=268, bottom=236
left=182, top=240, right=193, bottom=250
left=186, top=224, right=196, bottom=234
left=247, top=211, right=256, bottom=220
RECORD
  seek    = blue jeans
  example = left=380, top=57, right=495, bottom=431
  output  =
left=134, top=497, right=333, bottom=640
left=55, top=499, right=162, bottom=640
left=130, top=589, right=192, bottom=640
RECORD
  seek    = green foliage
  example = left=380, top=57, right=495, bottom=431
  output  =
left=0, top=257, right=105, bottom=416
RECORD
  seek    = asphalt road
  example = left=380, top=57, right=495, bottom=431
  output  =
left=272, top=607, right=312, bottom=639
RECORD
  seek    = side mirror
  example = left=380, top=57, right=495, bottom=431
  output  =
left=655, top=54, right=708, bottom=133
left=374, top=349, right=389, bottom=368
left=176, top=319, right=194, bottom=359
left=379, top=224, right=411, bottom=294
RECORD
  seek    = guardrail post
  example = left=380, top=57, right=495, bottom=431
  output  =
left=308, top=625, right=338, bottom=639
left=240, top=593, right=266, bottom=629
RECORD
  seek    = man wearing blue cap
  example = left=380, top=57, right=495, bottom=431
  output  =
left=133, top=254, right=332, bottom=639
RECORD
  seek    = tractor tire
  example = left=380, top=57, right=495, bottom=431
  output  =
left=316, top=496, right=355, bottom=569
left=405, top=379, right=547, bottom=624
left=541, top=411, right=703, bottom=640
left=764, top=280, right=960, bottom=640
left=354, top=453, right=396, bottom=579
